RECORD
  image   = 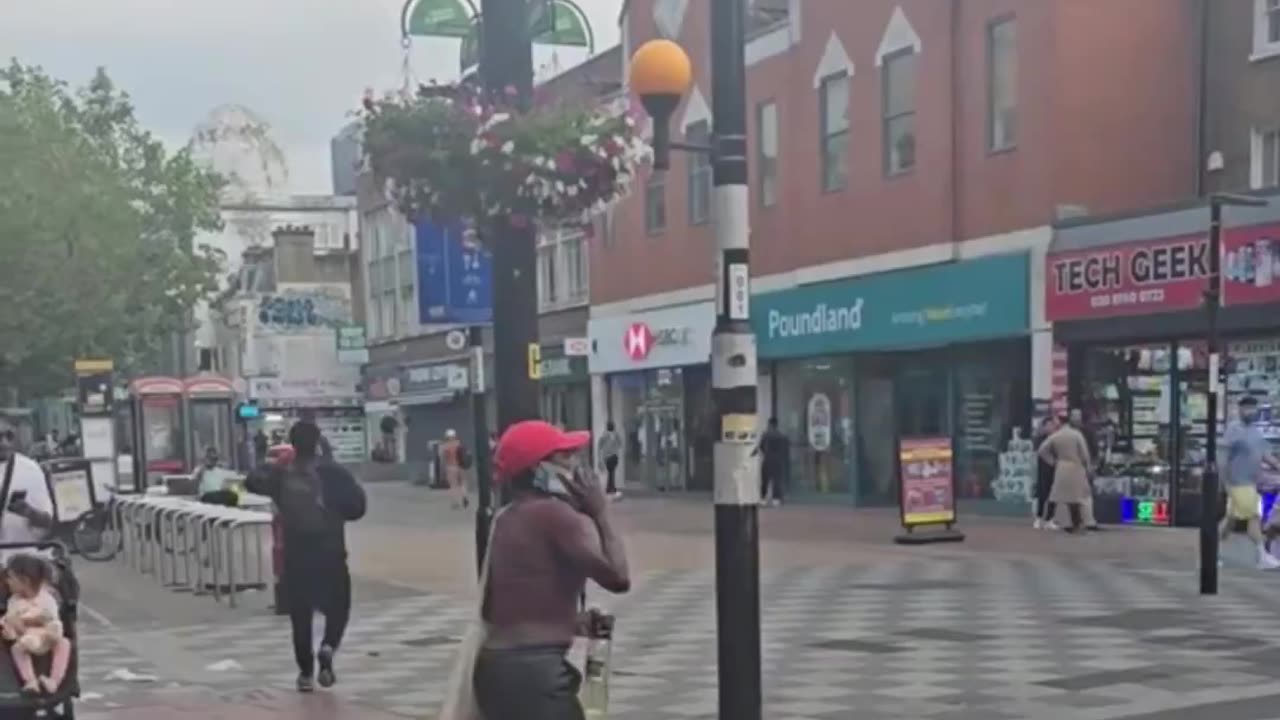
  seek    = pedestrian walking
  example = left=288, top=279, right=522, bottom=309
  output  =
left=1074, top=409, right=1103, bottom=531
left=1037, top=411, right=1092, bottom=533
left=439, top=429, right=471, bottom=509
left=597, top=422, right=623, bottom=498
left=1219, top=396, right=1280, bottom=570
left=1033, top=415, right=1059, bottom=529
left=754, top=417, right=790, bottom=506
left=246, top=421, right=367, bottom=692
left=0, top=419, right=55, bottom=561
left=458, top=419, right=630, bottom=720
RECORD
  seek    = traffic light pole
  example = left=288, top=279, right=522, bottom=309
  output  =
left=477, top=0, right=541, bottom=571
left=708, top=0, right=762, bottom=718
left=1200, top=198, right=1222, bottom=595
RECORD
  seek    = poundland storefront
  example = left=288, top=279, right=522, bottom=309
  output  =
left=753, top=253, right=1034, bottom=512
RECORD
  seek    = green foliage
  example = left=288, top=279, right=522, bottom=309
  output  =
left=0, top=62, right=226, bottom=399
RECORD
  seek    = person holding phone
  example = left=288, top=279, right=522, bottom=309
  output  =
left=474, top=420, right=631, bottom=720
left=0, top=419, right=55, bottom=560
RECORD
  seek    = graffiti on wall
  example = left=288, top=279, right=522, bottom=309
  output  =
left=256, top=288, right=351, bottom=334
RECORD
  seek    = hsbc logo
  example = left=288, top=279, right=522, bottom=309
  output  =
left=624, top=322, right=691, bottom=361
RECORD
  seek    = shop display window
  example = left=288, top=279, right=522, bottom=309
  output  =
left=775, top=357, right=855, bottom=497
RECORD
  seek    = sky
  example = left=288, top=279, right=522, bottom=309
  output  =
left=2, top=0, right=624, bottom=194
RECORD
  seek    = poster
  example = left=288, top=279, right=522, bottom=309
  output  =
left=899, top=436, right=956, bottom=527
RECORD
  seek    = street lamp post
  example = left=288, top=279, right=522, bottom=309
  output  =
left=631, top=0, right=762, bottom=717
left=1200, top=191, right=1269, bottom=595
left=476, top=0, right=541, bottom=570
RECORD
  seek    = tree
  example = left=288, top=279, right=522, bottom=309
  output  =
left=0, top=62, right=226, bottom=401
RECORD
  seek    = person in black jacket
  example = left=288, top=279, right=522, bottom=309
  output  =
left=246, top=420, right=366, bottom=693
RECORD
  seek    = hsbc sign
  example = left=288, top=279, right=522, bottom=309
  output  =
left=624, top=322, right=692, bottom=361
left=589, top=303, right=715, bottom=373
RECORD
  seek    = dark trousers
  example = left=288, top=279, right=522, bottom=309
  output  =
left=1035, top=465, right=1054, bottom=519
left=283, top=550, right=352, bottom=676
left=604, top=455, right=619, bottom=494
left=474, top=645, right=583, bottom=720
left=761, top=463, right=785, bottom=501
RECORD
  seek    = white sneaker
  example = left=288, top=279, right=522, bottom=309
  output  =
left=1257, top=551, right=1280, bottom=570
left=1033, top=518, right=1043, bottom=530
left=1044, top=520, right=1061, bottom=531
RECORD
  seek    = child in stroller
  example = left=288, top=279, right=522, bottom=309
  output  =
left=2, top=554, right=71, bottom=696
left=0, top=543, right=81, bottom=720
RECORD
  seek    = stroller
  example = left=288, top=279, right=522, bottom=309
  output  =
left=0, top=542, right=81, bottom=720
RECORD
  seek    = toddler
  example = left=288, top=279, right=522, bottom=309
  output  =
left=2, top=554, right=70, bottom=694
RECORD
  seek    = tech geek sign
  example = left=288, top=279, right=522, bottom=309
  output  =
left=1046, top=223, right=1280, bottom=322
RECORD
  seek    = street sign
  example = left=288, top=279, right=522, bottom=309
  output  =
left=563, top=337, right=591, bottom=356
left=335, top=325, right=369, bottom=365
left=404, top=0, right=473, bottom=38
left=527, top=343, right=542, bottom=380
left=73, top=358, right=113, bottom=376
left=416, top=221, right=493, bottom=325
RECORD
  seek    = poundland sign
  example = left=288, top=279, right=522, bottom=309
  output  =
left=753, top=254, right=1029, bottom=359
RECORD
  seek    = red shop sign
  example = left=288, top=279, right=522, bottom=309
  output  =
left=1045, top=234, right=1210, bottom=321
left=1221, top=222, right=1280, bottom=306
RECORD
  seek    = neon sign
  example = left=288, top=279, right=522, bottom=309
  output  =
left=1120, top=497, right=1170, bottom=525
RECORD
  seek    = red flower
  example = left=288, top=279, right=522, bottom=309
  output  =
left=555, top=151, right=576, bottom=173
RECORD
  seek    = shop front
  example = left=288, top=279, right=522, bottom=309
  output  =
left=539, top=344, right=591, bottom=431
left=588, top=302, right=716, bottom=492
left=753, top=253, right=1033, bottom=511
left=1048, top=196, right=1280, bottom=528
left=246, top=375, right=366, bottom=464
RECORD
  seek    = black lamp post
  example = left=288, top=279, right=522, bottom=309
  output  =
left=1200, top=191, right=1269, bottom=595
left=631, top=1, right=762, bottom=717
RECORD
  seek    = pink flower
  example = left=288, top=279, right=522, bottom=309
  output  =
left=555, top=151, right=576, bottom=173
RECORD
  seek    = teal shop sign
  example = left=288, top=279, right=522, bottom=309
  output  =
left=754, top=253, right=1029, bottom=359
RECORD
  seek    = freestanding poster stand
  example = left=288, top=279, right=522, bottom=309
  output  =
left=894, top=436, right=966, bottom=545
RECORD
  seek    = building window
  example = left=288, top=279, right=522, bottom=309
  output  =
left=819, top=72, right=849, bottom=192
left=562, top=232, right=588, bottom=302
left=1260, top=0, right=1280, bottom=53
left=537, top=240, right=558, bottom=307
left=1255, top=127, right=1280, bottom=189
left=645, top=171, right=667, bottom=234
left=988, top=17, right=1018, bottom=151
left=600, top=207, right=617, bottom=247
left=757, top=100, right=778, bottom=207
left=686, top=120, right=712, bottom=224
left=882, top=48, right=916, bottom=176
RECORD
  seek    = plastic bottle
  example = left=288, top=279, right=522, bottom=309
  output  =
left=581, top=610, right=615, bottom=719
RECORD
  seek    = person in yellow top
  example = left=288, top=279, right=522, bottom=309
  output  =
left=438, top=430, right=470, bottom=509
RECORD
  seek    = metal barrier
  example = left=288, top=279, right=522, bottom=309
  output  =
left=112, top=494, right=273, bottom=608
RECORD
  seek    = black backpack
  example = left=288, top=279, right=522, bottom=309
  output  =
left=278, top=463, right=332, bottom=534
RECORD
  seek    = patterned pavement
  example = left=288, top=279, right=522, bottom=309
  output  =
left=69, top=552, right=1280, bottom=720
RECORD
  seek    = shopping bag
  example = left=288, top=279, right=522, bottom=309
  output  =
left=438, top=512, right=501, bottom=720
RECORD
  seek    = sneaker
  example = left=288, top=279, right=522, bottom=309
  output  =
left=1044, top=520, right=1061, bottom=531
left=1033, top=518, right=1043, bottom=530
left=317, top=645, right=337, bottom=688
left=1086, top=525, right=1104, bottom=532
left=1257, top=552, right=1280, bottom=570
left=297, top=674, right=315, bottom=693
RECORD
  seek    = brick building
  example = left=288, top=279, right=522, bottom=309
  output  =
left=589, top=0, right=1203, bottom=507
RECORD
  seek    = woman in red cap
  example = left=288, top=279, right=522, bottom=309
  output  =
left=472, top=420, right=631, bottom=720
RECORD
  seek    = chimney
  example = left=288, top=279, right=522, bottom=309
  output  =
left=271, top=224, right=317, bottom=283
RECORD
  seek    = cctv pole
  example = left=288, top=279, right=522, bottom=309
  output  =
left=709, top=0, right=762, bottom=718
left=1200, top=198, right=1222, bottom=595
left=477, top=0, right=540, bottom=570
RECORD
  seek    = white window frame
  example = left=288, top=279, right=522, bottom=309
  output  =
left=987, top=16, right=1018, bottom=152
left=1252, top=126, right=1280, bottom=190
left=645, top=171, right=667, bottom=234
left=537, top=227, right=590, bottom=312
left=819, top=71, right=850, bottom=192
left=756, top=100, right=778, bottom=207
left=881, top=48, right=917, bottom=176
left=1253, top=0, right=1280, bottom=61
left=686, top=119, right=712, bottom=224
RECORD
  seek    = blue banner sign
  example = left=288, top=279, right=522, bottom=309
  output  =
left=416, top=221, right=493, bottom=325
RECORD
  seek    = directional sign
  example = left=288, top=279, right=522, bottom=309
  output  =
left=416, top=220, right=493, bottom=325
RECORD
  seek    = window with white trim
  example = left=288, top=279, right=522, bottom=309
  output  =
left=686, top=120, right=712, bottom=224
left=645, top=171, right=667, bottom=234
left=987, top=17, right=1018, bottom=151
left=819, top=72, right=849, bottom=191
left=536, top=228, right=589, bottom=311
left=882, top=48, right=916, bottom=176
left=1254, top=127, right=1280, bottom=189
left=1254, top=0, right=1280, bottom=58
left=757, top=100, right=778, bottom=207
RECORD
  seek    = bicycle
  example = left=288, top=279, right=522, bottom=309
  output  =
left=70, top=496, right=124, bottom=562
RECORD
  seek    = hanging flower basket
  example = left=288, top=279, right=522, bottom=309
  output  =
left=361, top=83, right=651, bottom=234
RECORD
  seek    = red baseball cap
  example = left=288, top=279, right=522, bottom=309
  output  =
left=493, top=420, right=590, bottom=483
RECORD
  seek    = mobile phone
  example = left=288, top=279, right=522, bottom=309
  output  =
left=7, top=491, right=27, bottom=510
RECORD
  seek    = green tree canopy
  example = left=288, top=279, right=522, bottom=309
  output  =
left=0, top=62, right=226, bottom=401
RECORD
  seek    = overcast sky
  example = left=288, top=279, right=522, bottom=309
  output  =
left=3, top=0, right=623, bottom=194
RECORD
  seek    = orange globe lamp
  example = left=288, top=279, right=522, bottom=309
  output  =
left=629, top=39, right=693, bottom=170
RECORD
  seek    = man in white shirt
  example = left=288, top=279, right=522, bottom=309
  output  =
left=0, top=418, right=56, bottom=557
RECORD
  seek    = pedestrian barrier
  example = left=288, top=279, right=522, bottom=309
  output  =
left=111, top=493, right=273, bottom=608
